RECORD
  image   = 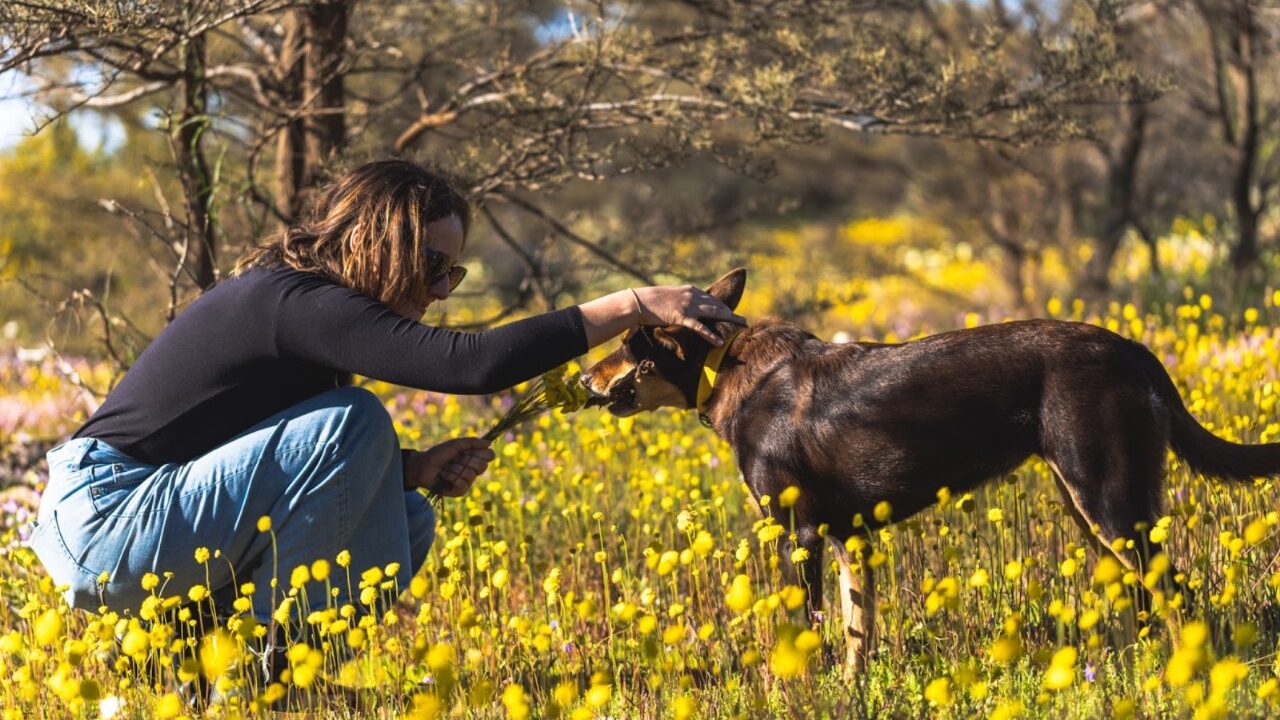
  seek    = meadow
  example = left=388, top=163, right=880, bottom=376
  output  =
left=3, top=224, right=1280, bottom=719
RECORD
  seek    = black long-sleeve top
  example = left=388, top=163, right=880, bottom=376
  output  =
left=74, top=265, right=588, bottom=464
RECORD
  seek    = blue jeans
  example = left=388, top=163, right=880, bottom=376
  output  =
left=29, top=387, right=436, bottom=622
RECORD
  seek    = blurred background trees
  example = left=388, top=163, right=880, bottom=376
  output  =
left=0, top=0, right=1276, bottom=368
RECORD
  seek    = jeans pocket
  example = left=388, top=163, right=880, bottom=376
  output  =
left=39, top=438, right=97, bottom=517
left=45, top=437, right=95, bottom=476
left=87, top=463, right=153, bottom=519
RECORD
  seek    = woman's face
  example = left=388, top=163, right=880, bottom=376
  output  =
left=392, top=213, right=465, bottom=319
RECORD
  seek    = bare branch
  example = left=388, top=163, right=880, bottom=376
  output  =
left=478, top=203, right=555, bottom=310
left=491, top=190, right=656, bottom=285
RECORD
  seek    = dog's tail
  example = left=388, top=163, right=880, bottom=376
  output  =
left=1137, top=342, right=1280, bottom=480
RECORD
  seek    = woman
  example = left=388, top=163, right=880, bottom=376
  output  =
left=30, top=159, right=742, bottom=630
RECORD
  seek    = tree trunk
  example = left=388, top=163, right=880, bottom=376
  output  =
left=274, top=11, right=307, bottom=224
left=274, top=1, right=348, bottom=227
left=1080, top=88, right=1146, bottom=298
left=1228, top=18, right=1260, bottom=272
left=304, top=2, right=347, bottom=175
left=984, top=195, right=1032, bottom=315
left=1200, top=0, right=1263, bottom=275
left=177, top=30, right=217, bottom=289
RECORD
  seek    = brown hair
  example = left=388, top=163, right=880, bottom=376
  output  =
left=234, top=159, right=471, bottom=306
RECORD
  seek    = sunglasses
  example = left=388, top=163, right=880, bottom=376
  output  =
left=424, top=246, right=467, bottom=291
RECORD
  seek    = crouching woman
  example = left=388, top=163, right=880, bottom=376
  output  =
left=30, top=159, right=741, bottom=637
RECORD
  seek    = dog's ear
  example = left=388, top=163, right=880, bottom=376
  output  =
left=652, top=327, right=687, bottom=360
left=706, top=268, right=747, bottom=312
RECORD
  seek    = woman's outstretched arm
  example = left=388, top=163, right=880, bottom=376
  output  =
left=273, top=270, right=743, bottom=395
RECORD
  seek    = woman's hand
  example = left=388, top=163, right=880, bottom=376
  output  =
left=403, top=438, right=496, bottom=497
left=630, top=286, right=746, bottom=344
left=579, top=285, right=746, bottom=348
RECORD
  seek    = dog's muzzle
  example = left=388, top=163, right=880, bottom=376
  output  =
left=582, top=367, right=640, bottom=410
left=580, top=374, right=621, bottom=408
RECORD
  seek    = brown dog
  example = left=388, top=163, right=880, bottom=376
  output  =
left=581, top=268, right=1280, bottom=671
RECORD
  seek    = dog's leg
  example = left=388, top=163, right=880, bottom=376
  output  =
left=793, top=525, right=825, bottom=628
left=752, top=471, right=831, bottom=658
left=829, top=538, right=876, bottom=674
left=1041, top=386, right=1188, bottom=641
left=1047, top=458, right=1186, bottom=645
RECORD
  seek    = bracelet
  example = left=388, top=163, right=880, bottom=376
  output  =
left=629, top=288, right=645, bottom=327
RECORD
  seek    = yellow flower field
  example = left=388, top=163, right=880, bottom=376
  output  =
left=3, top=228, right=1280, bottom=718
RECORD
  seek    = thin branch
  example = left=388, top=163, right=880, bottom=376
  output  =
left=440, top=287, right=536, bottom=331
left=478, top=203, right=555, bottom=310
left=60, top=79, right=169, bottom=108
left=490, top=190, right=656, bottom=285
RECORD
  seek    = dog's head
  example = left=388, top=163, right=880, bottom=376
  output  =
left=582, top=268, right=747, bottom=416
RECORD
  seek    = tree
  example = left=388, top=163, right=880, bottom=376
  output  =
left=1, top=1, right=296, bottom=290
left=1078, top=78, right=1156, bottom=298
left=272, top=2, right=348, bottom=223
left=1191, top=0, right=1277, bottom=277
left=2, top=0, right=1146, bottom=345
left=0, top=120, right=163, bottom=359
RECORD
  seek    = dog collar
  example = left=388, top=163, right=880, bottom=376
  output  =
left=696, top=326, right=746, bottom=417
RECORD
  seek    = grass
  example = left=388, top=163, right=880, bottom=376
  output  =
left=3, top=291, right=1280, bottom=719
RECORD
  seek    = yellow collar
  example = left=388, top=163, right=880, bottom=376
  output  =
left=696, top=326, right=746, bottom=413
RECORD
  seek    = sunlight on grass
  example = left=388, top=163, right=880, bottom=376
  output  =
left=4, top=246, right=1280, bottom=716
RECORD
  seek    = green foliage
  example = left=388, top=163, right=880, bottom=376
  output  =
left=0, top=119, right=174, bottom=355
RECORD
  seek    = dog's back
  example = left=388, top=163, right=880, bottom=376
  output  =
left=714, top=321, right=1151, bottom=532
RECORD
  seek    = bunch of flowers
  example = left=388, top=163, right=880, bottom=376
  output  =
left=481, top=364, right=590, bottom=442
left=426, top=365, right=589, bottom=507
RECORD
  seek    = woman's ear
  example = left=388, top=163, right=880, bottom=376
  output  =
left=706, top=268, right=747, bottom=311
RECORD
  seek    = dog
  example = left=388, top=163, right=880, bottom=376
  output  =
left=581, top=268, right=1280, bottom=671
